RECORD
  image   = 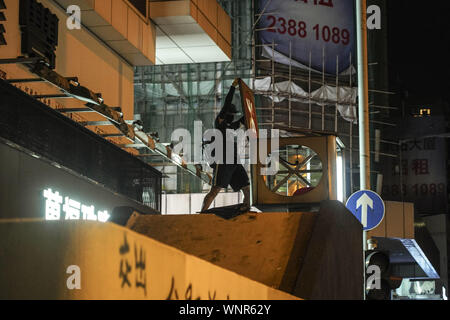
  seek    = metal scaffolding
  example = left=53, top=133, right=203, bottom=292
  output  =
left=250, top=0, right=399, bottom=195
left=135, top=0, right=399, bottom=196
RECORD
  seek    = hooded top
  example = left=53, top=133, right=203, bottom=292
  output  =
left=213, top=85, right=244, bottom=164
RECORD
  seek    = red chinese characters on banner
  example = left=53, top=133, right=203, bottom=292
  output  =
left=258, top=0, right=354, bottom=73
left=296, top=0, right=334, bottom=8
left=393, top=159, right=430, bottom=177
left=412, top=159, right=430, bottom=176
left=391, top=139, right=436, bottom=177
left=382, top=183, right=446, bottom=198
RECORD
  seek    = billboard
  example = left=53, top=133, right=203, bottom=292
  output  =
left=380, top=116, right=448, bottom=215
left=257, top=0, right=355, bottom=74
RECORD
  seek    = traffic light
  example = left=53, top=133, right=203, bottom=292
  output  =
left=365, top=249, right=403, bottom=300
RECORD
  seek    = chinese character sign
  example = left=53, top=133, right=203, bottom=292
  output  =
left=43, top=188, right=110, bottom=222
left=257, top=0, right=355, bottom=74
left=380, top=116, right=448, bottom=215
left=44, top=188, right=63, bottom=220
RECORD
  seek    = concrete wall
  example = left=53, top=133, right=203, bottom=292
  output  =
left=0, top=220, right=299, bottom=300
left=127, top=210, right=317, bottom=293
left=367, top=201, right=415, bottom=240
left=294, top=201, right=364, bottom=300
left=56, top=0, right=156, bottom=64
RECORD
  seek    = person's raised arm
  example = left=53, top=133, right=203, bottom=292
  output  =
left=223, top=79, right=240, bottom=110
left=216, top=79, right=240, bottom=128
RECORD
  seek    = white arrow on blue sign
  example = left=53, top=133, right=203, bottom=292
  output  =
left=346, top=190, right=385, bottom=231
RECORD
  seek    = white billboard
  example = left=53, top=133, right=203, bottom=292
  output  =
left=257, top=0, right=355, bottom=74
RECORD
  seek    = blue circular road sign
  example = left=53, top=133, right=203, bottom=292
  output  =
left=346, top=190, right=385, bottom=231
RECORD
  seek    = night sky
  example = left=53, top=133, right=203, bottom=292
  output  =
left=387, top=0, right=450, bottom=101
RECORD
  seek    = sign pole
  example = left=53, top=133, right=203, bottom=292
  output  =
left=356, top=0, right=370, bottom=300
left=356, top=0, right=371, bottom=197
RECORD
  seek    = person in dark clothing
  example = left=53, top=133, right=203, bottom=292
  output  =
left=201, top=79, right=251, bottom=213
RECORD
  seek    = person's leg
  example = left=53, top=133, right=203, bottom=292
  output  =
left=202, top=164, right=229, bottom=212
left=241, top=185, right=251, bottom=208
left=230, top=165, right=251, bottom=212
left=201, top=186, right=221, bottom=212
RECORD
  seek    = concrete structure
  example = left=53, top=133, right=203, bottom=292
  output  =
left=0, top=219, right=298, bottom=300
left=127, top=201, right=365, bottom=300
left=0, top=0, right=231, bottom=152
left=0, top=0, right=137, bottom=146
left=367, top=201, right=415, bottom=240
left=151, top=0, right=231, bottom=64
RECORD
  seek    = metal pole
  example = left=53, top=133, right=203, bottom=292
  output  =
left=349, top=52, right=353, bottom=194
left=271, top=40, right=275, bottom=130
left=289, top=41, right=292, bottom=128
left=356, top=0, right=370, bottom=300
left=308, top=51, right=312, bottom=130
left=322, top=47, right=325, bottom=131
left=251, top=0, right=256, bottom=93
left=335, top=55, right=339, bottom=133
left=356, top=0, right=371, bottom=193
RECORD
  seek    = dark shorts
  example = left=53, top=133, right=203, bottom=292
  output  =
left=212, top=164, right=250, bottom=192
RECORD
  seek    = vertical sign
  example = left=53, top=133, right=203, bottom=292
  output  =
left=381, top=116, right=448, bottom=215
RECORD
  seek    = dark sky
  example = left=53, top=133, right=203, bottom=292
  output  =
left=387, top=0, right=450, bottom=100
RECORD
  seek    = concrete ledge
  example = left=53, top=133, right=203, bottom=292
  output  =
left=127, top=211, right=317, bottom=293
left=54, top=0, right=156, bottom=65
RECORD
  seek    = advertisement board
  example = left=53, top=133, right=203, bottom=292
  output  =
left=257, top=0, right=355, bottom=74
left=380, top=116, right=448, bottom=215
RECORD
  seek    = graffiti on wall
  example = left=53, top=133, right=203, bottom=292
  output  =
left=119, top=233, right=147, bottom=296
left=118, top=232, right=231, bottom=300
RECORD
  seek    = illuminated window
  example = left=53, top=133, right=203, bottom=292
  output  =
left=411, top=107, right=432, bottom=118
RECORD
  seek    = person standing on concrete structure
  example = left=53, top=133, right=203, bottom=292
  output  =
left=201, top=79, right=251, bottom=213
